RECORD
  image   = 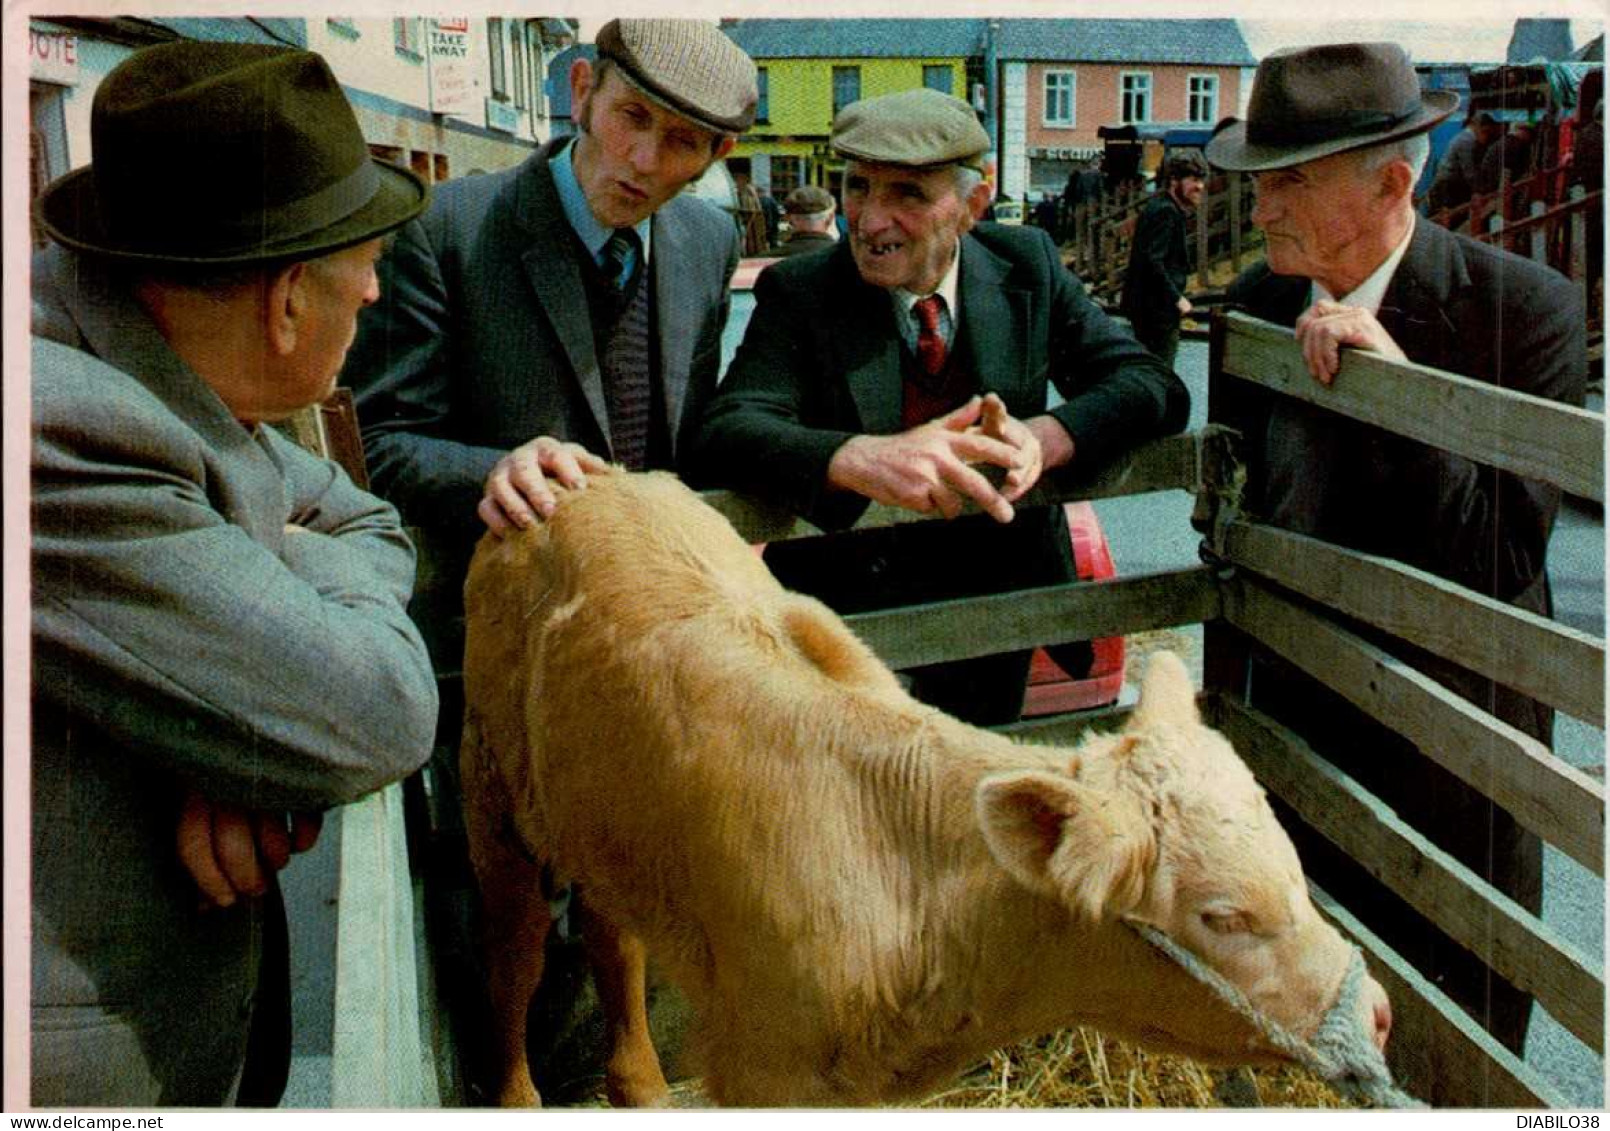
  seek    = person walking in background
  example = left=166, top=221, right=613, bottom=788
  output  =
left=771, top=184, right=838, bottom=257
left=1120, top=152, right=1207, bottom=367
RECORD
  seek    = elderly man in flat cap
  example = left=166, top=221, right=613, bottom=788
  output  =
left=1207, top=42, right=1586, bottom=1058
left=30, top=41, right=438, bottom=1105
left=771, top=184, right=838, bottom=257
left=343, top=17, right=756, bottom=667
left=688, top=88, right=1187, bottom=726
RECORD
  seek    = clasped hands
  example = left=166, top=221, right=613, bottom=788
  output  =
left=827, top=393, right=1061, bottom=524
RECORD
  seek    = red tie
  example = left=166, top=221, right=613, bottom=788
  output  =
left=912, top=295, right=947, bottom=378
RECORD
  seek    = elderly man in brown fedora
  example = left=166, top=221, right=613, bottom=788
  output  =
left=688, top=88, right=1186, bottom=727
left=30, top=41, right=439, bottom=1106
left=1206, top=42, right=1586, bottom=1060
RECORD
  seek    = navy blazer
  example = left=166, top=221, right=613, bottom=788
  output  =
left=687, top=222, right=1188, bottom=532
left=344, top=139, right=740, bottom=539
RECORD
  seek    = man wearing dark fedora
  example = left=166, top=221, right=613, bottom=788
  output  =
left=342, top=17, right=756, bottom=668
left=688, top=88, right=1186, bottom=726
left=30, top=40, right=439, bottom=1105
left=1206, top=42, right=1586, bottom=1060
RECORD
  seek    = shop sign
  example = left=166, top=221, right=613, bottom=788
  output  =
left=428, top=18, right=474, bottom=116
left=30, top=28, right=78, bottom=85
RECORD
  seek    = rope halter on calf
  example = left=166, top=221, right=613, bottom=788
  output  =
left=1130, top=922, right=1425, bottom=1109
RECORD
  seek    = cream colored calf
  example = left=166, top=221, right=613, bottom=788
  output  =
left=461, top=469, right=1390, bottom=1107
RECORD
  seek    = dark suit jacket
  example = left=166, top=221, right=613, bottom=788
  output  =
left=344, top=138, right=739, bottom=541
left=1225, top=217, right=1585, bottom=622
left=687, top=222, right=1188, bottom=533
left=1221, top=221, right=1584, bottom=1051
left=771, top=231, right=836, bottom=258
left=1121, top=191, right=1192, bottom=325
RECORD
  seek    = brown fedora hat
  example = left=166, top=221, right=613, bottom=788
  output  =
left=1205, top=42, right=1457, bottom=172
left=37, top=40, right=427, bottom=266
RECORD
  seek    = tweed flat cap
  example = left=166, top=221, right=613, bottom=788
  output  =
left=783, top=184, right=835, bottom=214
left=832, top=88, right=990, bottom=169
left=596, top=18, right=757, bottom=135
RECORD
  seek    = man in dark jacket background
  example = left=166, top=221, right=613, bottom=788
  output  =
left=1120, top=152, right=1207, bottom=366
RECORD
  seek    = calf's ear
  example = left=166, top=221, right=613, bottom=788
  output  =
left=1128, top=650, right=1200, bottom=730
left=976, top=770, right=1152, bottom=920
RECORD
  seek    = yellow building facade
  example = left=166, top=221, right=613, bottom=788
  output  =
left=735, top=56, right=969, bottom=196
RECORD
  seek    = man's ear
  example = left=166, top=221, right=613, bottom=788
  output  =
left=713, top=135, right=737, bottom=163
left=965, top=178, right=992, bottom=222
left=1379, top=157, right=1416, bottom=204
left=265, top=261, right=308, bottom=358
left=569, top=57, right=594, bottom=121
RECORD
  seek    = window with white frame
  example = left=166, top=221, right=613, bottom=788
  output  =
left=1120, top=71, right=1152, bottom=124
left=488, top=18, right=508, bottom=100
left=1188, top=74, right=1219, bottom=125
left=1044, top=70, right=1076, bottom=128
left=512, top=25, right=528, bottom=109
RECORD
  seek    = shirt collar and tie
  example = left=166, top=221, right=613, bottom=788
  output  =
left=892, top=239, right=963, bottom=368
left=551, top=138, right=652, bottom=287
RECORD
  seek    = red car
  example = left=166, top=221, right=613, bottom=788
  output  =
left=724, top=257, right=1127, bottom=718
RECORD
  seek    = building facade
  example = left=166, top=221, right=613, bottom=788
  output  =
left=994, top=20, right=1256, bottom=199
left=27, top=15, right=575, bottom=249
left=721, top=19, right=985, bottom=199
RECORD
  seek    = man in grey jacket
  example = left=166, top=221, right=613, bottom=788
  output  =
left=343, top=18, right=757, bottom=668
left=30, top=41, right=438, bottom=1106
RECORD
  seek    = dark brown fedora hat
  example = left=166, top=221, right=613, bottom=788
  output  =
left=37, top=40, right=427, bottom=266
left=1205, top=42, right=1457, bottom=172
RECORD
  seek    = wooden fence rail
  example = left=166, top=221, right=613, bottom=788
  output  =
left=1205, top=309, right=1605, bottom=1108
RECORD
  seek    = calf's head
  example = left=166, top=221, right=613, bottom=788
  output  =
left=976, top=652, right=1391, bottom=1063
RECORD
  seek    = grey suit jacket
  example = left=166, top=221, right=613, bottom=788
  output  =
left=344, top=138, right=739, bottom=540
left=30, top=246, right=438, bottom=1105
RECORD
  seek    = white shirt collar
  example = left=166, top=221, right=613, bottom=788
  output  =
left=1311, top=214, right=1415, bottom=314
left=892, top=239, right=962, bottom=324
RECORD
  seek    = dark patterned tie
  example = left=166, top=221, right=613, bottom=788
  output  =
left=602, top=227, right=641, bottom=294
left=912, top=294, right=948, bottom=378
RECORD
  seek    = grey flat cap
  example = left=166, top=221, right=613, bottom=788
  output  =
left=596, top=18, right=757, bottom=135
left=783, top=184, right=834, bottom=214
left=832, top=88, right=990, bottom=169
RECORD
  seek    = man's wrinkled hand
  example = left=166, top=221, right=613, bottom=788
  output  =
left=1294, top=299, right=1407, bottom=385
left=826, top=396, right=1023, bottom=523
left=177, top=789, right=325, bottom=910
left=478, top=436, right=612, bottom=536
left=975, top=393, right=1044, bottom=503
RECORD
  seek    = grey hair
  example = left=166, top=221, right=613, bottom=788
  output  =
left=1356, top=133, right=1431, bottom=182
left=953, top=164, right=984, bottom=197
